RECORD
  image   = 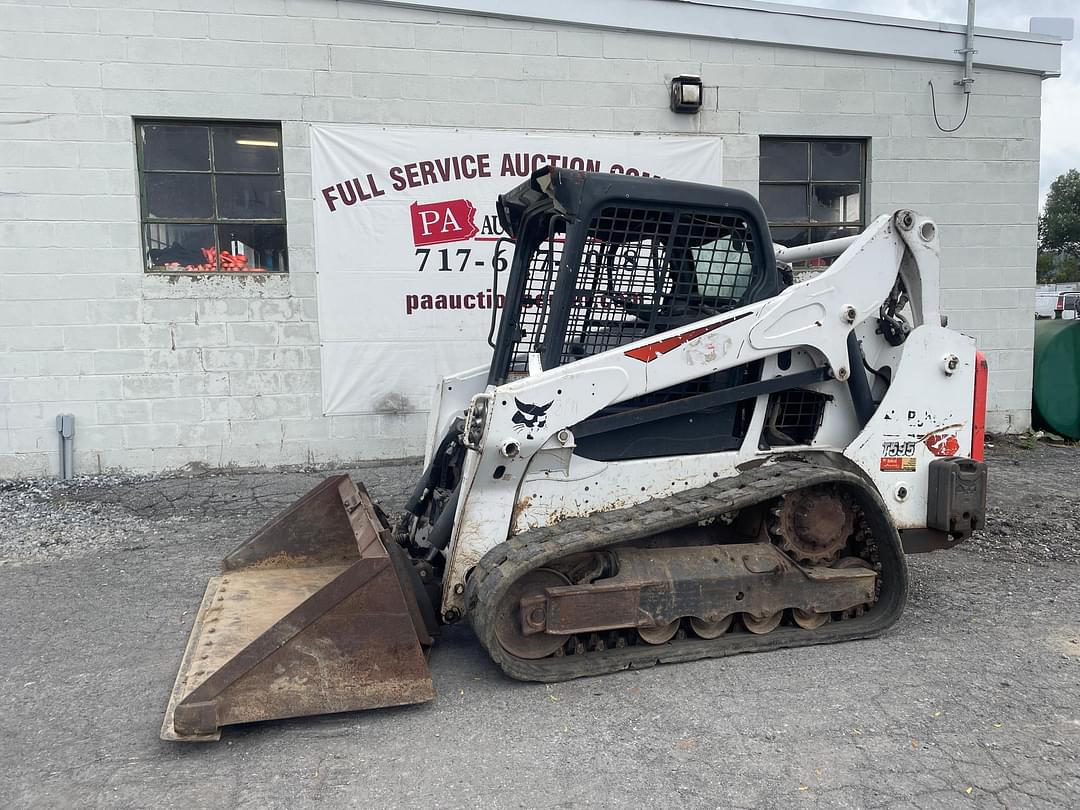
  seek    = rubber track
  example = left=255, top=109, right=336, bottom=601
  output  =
left=467, top=459, right=909, bottom=682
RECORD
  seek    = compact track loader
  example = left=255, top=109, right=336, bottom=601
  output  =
left=162, top=167, right=988, bottom=741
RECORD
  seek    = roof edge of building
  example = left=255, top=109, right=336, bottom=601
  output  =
left=363, top=0, right=1063, bottom=77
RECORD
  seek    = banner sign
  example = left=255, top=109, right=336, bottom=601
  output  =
left=311, top=126, right=722, bottom=415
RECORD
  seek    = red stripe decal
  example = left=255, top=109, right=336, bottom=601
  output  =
left=624, top=311, right=752, bottom=363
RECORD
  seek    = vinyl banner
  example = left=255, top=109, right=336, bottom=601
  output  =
left=311, top=126, right=722, bottom=415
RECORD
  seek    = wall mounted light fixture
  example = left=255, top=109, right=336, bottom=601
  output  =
left=670, top=75, right=703, bottom=114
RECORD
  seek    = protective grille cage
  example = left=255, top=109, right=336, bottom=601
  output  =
left=764, top=388, right=830, bottom=446
left=507, top=217, right=567, bottom=376
left=561, top=205, right=758, bottom=365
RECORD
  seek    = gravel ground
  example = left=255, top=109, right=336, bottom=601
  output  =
left=0, top=440, right=1077, bottom=809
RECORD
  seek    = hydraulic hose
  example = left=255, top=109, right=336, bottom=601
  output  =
left=426, top=485, right=461, bottom=552
left=402, top=419, right=464, bottom=517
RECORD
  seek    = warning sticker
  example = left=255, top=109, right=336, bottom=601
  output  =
left=880, top=456, right=917, bottom=472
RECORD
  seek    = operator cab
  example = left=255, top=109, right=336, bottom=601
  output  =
left=491, top=166, right=783, bottom=460
left=493, top=166, right=780, bottom=383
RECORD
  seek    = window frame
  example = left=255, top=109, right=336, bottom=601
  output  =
left=134, top=117, right=289, bottom=274
left=758, top=137, right=868, bottom=249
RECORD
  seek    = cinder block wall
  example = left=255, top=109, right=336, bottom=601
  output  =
left=0, top=0, right=1041, bottom=476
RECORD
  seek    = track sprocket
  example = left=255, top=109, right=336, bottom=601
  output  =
left=769, top=486, right=857, bottom=564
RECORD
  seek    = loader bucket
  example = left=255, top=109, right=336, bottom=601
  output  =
left=161, top=475, right=436, bottom=741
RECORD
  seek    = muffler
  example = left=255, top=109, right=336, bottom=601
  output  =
left=161, top=475, right=436, bottom=741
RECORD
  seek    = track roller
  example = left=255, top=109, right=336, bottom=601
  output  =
left=638, top=620, right=680, bottom=645
left=743, top=611, right=783, bottom=634
left=690, top=615, right=734, bottom=639
left=792, top=609, right=831, bottom=630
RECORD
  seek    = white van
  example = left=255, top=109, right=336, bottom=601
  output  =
left=1037, top=290, right=1080, bottom=319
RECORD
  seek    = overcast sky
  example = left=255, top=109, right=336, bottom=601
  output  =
left=771, top=0, right=1077, bottom=207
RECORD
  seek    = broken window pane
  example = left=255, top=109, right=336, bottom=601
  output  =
left=811, top=183, right=861, bottom=223
left=145, top=223, right=216, bottom=271
left=215, top=174, right=285, bottom=220
left=218, top=223, right=288, bottom=272
left=145, top=173, right=213, bottom=219
left=760, top=138, right=865, bottom=266
left=142, top=125, right=210, bottom=172
left=811, top=141, right=862, bottom=181
left=811, top=225, right=860, bottom=244
left=770, top=226, right=809, bottom=248
left=212, top=126, right=282, bottom=173
left=760, top=140, right=809, bottom=182
left=760, top=184, right=808, bottom=223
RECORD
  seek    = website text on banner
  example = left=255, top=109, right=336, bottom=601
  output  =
left=311, top=126, right=722, bottom=416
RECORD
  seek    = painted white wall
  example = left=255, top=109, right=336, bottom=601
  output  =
left=0, top=0, right=1044, bottom=476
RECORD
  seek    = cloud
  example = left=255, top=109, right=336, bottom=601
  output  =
left=767, top=0, right=1078, bottom=205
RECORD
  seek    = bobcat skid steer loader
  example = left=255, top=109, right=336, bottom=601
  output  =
left=162, top=167, right=988, bottom=741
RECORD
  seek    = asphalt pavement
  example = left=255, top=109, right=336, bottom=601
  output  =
left=1, top=442, right=1077, bottom=809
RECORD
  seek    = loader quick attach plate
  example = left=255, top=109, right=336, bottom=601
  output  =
left=161, top=476, right=436, bottom=742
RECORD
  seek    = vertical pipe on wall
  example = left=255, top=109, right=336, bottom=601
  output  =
left=958, top=0, right=976, bottom=93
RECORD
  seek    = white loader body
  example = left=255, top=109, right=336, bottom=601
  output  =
left=432, top=211, right=980, bottom=620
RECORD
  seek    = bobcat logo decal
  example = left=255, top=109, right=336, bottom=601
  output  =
left=512, top=398, right=553, bottom=436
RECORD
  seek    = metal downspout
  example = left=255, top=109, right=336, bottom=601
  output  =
left=957, top=0, right=976, bottom=93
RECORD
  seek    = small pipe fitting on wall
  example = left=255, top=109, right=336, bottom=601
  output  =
left=56, top=414, right=75, bottom=480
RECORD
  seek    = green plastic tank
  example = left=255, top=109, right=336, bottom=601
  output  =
left=1033, top=319, right=1080, bottom=439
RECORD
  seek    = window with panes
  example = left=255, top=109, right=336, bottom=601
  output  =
left=136, top=120, right=288, bottom=273
left=758, top=139, right=866, bottom=249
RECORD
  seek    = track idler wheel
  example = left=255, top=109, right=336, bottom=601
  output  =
left=494, top=568, right=571, bottom=660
